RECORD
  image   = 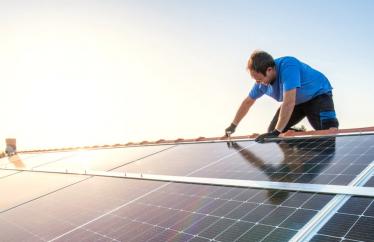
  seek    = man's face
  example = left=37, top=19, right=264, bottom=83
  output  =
left=250, top=67, right=276, bottom=85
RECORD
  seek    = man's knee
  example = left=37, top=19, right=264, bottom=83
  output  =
left=321, top=118, right=339, bottom=130
left=319, top=111, right=339, bottom=130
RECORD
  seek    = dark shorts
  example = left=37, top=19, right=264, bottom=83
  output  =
left=268, top=92, right=339, bottom=132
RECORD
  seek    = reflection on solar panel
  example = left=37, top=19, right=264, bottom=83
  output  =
left=113, top=142, right=239, bottom=175
left=0, top=133, right=374, bottom=241
left=0, top=170, right=18, bottom=178
left=38, top=145, right=173, bottom=171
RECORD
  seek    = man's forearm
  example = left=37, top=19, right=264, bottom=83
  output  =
left=233, top=98, right=254, bottom=125
left=233, top=106, right=249, bottom=125
left=275, top=88, right=296, bottom=132
left=275, top=102, right=295, bottom=132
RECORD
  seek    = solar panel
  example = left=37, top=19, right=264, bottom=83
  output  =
left=195, top=135, right=374, bottom=185
left=111, top=135, right=374, bottom=186
left=310, top=176, right=374, bottom=242
left=0, top=176, right=163, bottom=241
left=111, top=142, right=240, bottom=175
left=35, top=145, right=173, bottom=171
left=1, top=152, right=78, bottom=170
left=52, top=184, right=334, bottom=242
left=0, top=175, right=333, bottom=241
left=1, top=133, right=374, bottom=241
left=0, top=169, right=18, bottom=178
left=0, top=172, right=87, bottom=212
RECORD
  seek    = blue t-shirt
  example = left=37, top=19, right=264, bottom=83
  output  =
left=248, top=56, right=333, bottom=105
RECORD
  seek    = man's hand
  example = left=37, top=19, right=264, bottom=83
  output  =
left=255, top=129, right=281, bottom=143
left=225, top=123, right=237, bottom=137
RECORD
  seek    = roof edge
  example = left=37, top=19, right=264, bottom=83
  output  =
left=14, top=126, right=374, bottom=154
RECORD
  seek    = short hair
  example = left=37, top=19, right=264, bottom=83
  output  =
left=247, top=50, right=275, bottom=75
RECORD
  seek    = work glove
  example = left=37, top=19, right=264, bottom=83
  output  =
left=255, top=129, right=281, bottom=143
left=225, top=123, right=237, bottom=137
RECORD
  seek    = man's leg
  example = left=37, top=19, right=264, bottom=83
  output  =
left=267, top=104, right=305, bottom=132
left=304, top=93, right=339, bottom=130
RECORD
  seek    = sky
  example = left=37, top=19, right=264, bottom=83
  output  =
left=1, top=0, right=374, bottom=150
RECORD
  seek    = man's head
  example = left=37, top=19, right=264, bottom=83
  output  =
left=247, top=50, right=276, bottom=85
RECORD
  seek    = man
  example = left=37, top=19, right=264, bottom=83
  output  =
left=225, top=50, right=339, bottom=142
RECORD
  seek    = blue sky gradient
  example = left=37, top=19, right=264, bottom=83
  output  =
left=1, top=0, right=373, bottom=149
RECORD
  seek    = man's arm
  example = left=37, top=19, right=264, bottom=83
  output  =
left=275, top=88, right=296, bottom=132
left=233, top=97, right=255, bottom=125
left=255, top=88, right=296, bottom=142
left=225, top=97, right=255, bottom=136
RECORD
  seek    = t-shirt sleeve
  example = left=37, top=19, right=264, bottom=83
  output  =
left=248, top=84, right=264, bottom=100
left=281, top=64, right=301, bottom=92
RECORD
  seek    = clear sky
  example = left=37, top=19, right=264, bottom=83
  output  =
left=1, top=0, right=374, bottom=150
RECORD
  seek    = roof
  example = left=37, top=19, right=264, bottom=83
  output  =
left=1, top=127, right=374, bottom=241
left=16, top=126, right=374, bottom=153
